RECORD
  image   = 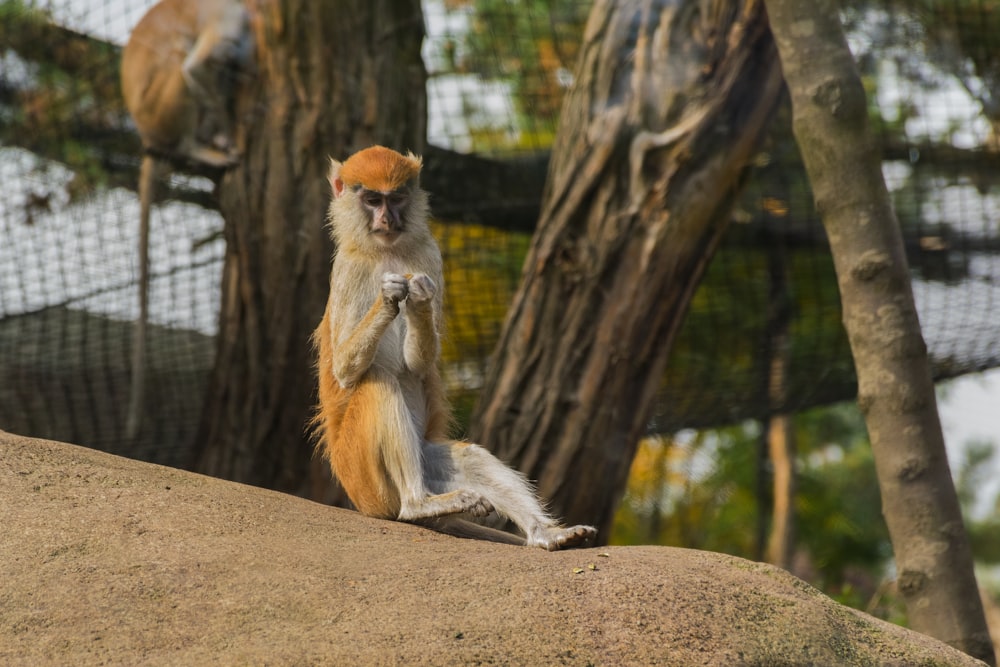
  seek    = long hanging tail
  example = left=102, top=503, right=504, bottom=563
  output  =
left=126, top=153, right=157, bottom=440
left=418, top=516, right=526, bottom=546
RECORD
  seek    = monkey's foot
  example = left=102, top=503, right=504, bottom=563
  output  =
left=211, top=132, right=233, bottom=152
left=190, top=144, right=241, bottom=168
left=527, top=524, right=598, bottom=551
left=398, top=489, right=494, bottom=522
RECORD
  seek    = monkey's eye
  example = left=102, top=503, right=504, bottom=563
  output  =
left=386, top=193, right=408, bottom=208
left=361, top=192, right=383, bottom=208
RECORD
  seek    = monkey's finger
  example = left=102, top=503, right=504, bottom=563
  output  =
left=381, top=274, right=409, bottom=303
left=381, top=273, right=409, bottom=291
left=407, top=274, right=437, bottom=303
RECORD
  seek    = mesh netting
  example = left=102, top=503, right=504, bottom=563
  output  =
left=1, top=0, right=999, bottom=465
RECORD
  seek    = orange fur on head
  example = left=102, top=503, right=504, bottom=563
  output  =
left=338, top=146, right=422, bottom=192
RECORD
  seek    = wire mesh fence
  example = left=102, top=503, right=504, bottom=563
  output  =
left=2, top=0, right=999, bottom=468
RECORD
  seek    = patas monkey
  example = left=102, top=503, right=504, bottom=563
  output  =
left=313, top=146, right=597, bottom=550
left=120, top=0, right=253, bottom=439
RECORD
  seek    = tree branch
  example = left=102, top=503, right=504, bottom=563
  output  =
left=2, top=10, right=995, bottom=237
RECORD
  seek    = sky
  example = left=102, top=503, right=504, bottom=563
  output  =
left=938, top=368, right=1000, bottom=518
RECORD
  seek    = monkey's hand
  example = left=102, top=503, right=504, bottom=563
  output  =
left=401, top=273, right=438, bottom=375
left=407, top=273, right=436, bottom=304
left=381, top=273, right=409, bottom=308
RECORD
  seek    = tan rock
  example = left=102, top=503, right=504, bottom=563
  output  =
left=0, top=431, right=986, bottom=666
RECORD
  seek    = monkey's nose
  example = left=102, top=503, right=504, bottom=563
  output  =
left=384, top=206, right=402, bottom=230
left=372, top=209, right=393, bottom=233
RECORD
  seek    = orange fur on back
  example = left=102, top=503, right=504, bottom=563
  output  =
left=312, top=306, right=391, bottom=517
left=338, top=145, right=422, bottom=192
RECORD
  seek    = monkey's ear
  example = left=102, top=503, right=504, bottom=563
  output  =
left=328, top=158, right=346, bottom=199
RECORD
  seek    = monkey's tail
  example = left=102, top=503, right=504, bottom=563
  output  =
left=418, top=517, right=527, bottom=547
left=126, top=153, right=156, bottom=441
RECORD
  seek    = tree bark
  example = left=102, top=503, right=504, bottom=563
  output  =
left=764, top=0, right=995, bottom=663
left=469, top=0, right=783, bottom=538
left=191, top=0, right=427, bottom=497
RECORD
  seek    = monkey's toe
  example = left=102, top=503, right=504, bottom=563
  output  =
left=559, top=524, right=598, bottom=548
left=529, top=525, right=598, bottom=551
left=465, top=498, right=495, bottom=518
left=452, top=489, right=494, bottom=517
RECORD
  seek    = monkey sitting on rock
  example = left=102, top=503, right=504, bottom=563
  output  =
left=313, top=146, right=596, bottom=550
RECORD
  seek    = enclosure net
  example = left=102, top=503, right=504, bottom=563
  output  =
left=1, top=0, right=999, bottom=467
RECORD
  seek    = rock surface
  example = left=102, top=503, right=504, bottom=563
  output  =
left=0, top=430, right=987, bottom=666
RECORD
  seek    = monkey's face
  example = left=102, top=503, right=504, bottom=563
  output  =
left=358, top=187, right=410, bottom=245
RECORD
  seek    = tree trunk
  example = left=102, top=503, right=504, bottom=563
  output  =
left=763, top=242, right=795, bottom=570
left=764, top=0, right=995, bottom=663
left=764, top=412, right=795, bottom=568
left=192, top=0, right=427, bottom=498
left=469, top=0, right=783, bottom=538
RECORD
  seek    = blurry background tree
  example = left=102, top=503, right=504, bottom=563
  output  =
left=767, top=0, right=991, bottom=657
left=469, top=0, right=784, bottom=536
left=1, top=0, right=999, bottom=648
left=190, top=0, right=428, bottom=498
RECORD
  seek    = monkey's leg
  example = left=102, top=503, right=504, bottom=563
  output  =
left=441, top=443, right=598, bottom=550
left=179, top=16, right=246, bottom=165
left=367, top=373, right=494, bottom=522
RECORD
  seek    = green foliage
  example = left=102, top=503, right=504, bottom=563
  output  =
left=614, top=397, right=1000, bottom=622
left=794, top=412, right=892, bottom=601
left=462, top=0, right=589, bottom=147
left=955, top=440, right=1000, bottom=564
left=0, top=0, right=129, bottom=196
left=0, top=0, right=43, bottom=25
left=846, top=0, right=1000, bottom=147
left=612, top=403, right=895, bottom=615
left=969, top=516, right=1000, bottom=565
left=611, top=426, right=761, bottom=553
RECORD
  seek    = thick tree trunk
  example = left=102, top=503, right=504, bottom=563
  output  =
left=764, top=1, right=995, bottom=663
left=470, top=0, right=783, bottom=538
left=192, top=0, right=427, bottom=497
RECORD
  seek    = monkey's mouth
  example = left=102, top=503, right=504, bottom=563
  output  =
left=372, top=229, right=402, bottom=245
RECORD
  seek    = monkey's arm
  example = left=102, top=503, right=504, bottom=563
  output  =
left=402, top=274, right=439, bottom=377
left=331, top=273, right=407, bottom=388
left=180, top=2, right=251, bottom=105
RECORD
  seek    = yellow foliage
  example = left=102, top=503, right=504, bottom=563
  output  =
left=430, top=220, right=531, bottom=393
left=623, top=435, right=690, bottom=507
